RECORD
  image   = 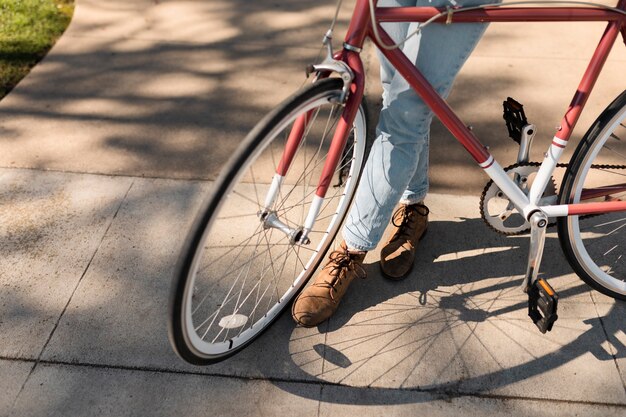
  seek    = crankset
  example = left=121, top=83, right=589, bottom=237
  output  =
left=480, top=163, right=558, bottom=235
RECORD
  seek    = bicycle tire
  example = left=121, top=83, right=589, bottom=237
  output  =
left=169, top=78, right=368, bottom=365
left=557, top=90, right=626, bottom=300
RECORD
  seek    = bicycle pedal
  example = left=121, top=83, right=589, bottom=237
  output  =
left=503, top=97, right=528, bottom=145
left=528, top=278, right=559, bottom=333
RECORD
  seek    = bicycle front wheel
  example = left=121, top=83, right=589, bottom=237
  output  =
left=558, top=90, right=626, bottom=300
left=169, top=78, right=367, bottom=364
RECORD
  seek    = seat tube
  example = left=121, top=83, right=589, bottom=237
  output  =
left=529, top=19, right=622, bottom=205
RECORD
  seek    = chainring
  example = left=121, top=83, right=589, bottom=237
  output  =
left=480, top=163, right=558, bottom=235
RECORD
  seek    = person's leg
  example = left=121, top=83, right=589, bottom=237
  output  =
left=340, top=0, right=421, bottom=251
left=293, top=0, right=498, bottom=326
left=343, top=0, right=499, bottom=252
left=400, top=0, right=501, bottom=204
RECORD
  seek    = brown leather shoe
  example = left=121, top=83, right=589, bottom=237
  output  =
left=292, top=242, right=366, bottom=327
left=380, top=203, right=429, bottom=280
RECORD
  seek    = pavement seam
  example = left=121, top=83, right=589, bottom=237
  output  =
left=1, top=355, right=625, bottom=408
left=317, top=320, right=330, bottom=417
left=317, top=384, right=324, bottom=417
left=589, top=292, right=626, bottom=395
left=0, top=165, right=217, bottom=183
left=8, top=180, right=136, bottom=411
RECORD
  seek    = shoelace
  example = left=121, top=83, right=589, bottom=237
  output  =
left=390, top=204, right=430, bottom=241
left=314, top=247, right=366, bottom=301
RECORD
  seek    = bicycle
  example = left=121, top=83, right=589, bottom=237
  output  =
left=168, top=0, right=626, bottom=365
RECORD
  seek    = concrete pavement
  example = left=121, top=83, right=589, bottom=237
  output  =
left=1, top=0, right=625, bottom=416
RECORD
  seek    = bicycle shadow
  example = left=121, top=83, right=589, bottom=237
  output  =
left=266, top=215, right=626, bottom=403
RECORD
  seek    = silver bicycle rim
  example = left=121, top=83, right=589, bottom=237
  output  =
left=182, top=91, right=367, bottom=357
left=568, top=104, right=626, bottom=296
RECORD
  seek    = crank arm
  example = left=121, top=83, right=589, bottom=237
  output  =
left=521, top=211, right=560, bottom=333
left=521, top=211, right=548, bottom=292
left=516, top=124, right=536, bottom=164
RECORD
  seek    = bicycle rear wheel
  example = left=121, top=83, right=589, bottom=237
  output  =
left=169, top=78, right=367, bottom=364
left=558, top=90, right=626, bottom=300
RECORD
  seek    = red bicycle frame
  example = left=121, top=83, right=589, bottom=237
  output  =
left=274, top=0, right=626, bottom=233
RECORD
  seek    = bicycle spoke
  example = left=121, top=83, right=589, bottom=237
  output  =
left=251, top=228, right=279, bottom=325
left=603, top=244, right=619, bottom=256
left=211, top=245, right=293, bottom=342
left=601, top=144, right=626, bottom=161
left=249, top=165, right=262, bottom=208
left=560, top=96, right=626, bottom=299
left=289, top=243, right=309, bottom=272
left=192, top=232, right=287, bottom=314
left=232, top=189, right=262, bottom=207
left=216, top=213, right=260, bottom=220
left=603, top=221, right=626, bottom=237
left=199, top=230, right=266, bottom=339
left=593, top=217, right=626, bottom=228
left=197, top=225, right=265, bottom=275
left=596, top=168, right=626, bottom=178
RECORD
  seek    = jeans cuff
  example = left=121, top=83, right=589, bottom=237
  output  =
left=342, top=229, right=378, bottom=252
left=399, top=191, right=427, bottom=206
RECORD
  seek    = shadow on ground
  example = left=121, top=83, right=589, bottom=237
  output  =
left=267, top=218, right=626, bottom=403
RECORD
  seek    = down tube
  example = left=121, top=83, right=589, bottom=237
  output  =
left=303, top=51, right=366, bottom=232
left=371, top=27, right=530, bottom=211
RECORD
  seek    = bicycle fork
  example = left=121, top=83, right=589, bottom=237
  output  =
left=259, top=50, right=365, bottom=246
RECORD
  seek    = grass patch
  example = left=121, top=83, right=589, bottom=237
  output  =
left=0, top=0, right=74, bottom=99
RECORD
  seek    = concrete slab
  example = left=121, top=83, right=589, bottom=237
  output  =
left=0, top=168, right=132, bottom=358
left=314, top=285, right=625, bottom=402
left=10, top=362, right=321, bottom=417
left=296, top=194, right=626, bottom=403
left=37, top=175, right=325, bottom=382
left=38, top=176, right=208, bottom=368
left=0, top=359, right=33, bottom=417
left=2, top=168, right=621, bottom=409
left=26, top=180, right=621, bottom=401
left=454, top=301, right=625, bottom=403
left=319, top=384, right=626, bottom=416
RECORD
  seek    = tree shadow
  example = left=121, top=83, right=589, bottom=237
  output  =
left=2, top=0, right=609, bottom=191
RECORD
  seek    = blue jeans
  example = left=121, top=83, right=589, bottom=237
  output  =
left=342, top=0, right=499, bottom=251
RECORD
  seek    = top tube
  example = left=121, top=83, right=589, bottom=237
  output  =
left=375, top=6, right=626, bottom=24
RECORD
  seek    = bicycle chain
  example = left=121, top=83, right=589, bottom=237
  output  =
left=479, top=161, right=626, bottom=236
